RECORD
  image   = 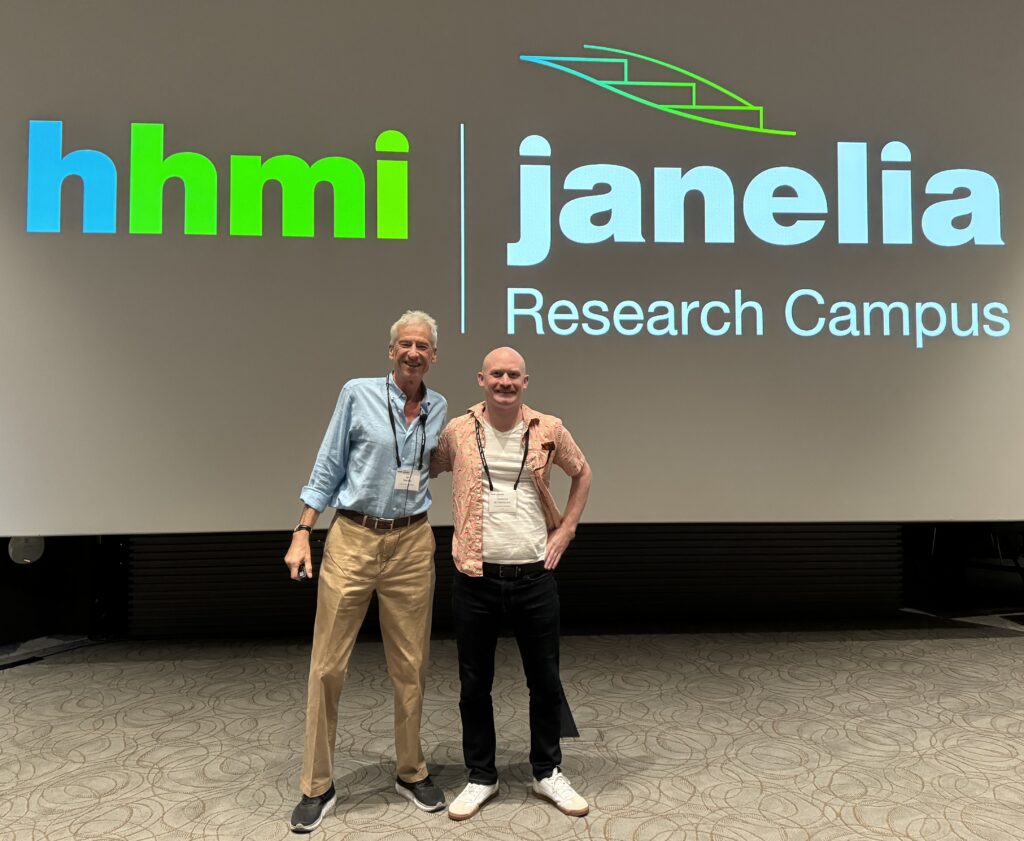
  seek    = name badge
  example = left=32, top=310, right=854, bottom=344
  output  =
left=488, top=489, right=518, bottom=514
left=395, top=468, right=421, bottom=492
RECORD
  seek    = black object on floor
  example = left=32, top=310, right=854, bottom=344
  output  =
left=559, top=684, right=579, bottom=738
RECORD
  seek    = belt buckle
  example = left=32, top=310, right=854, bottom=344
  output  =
left=360, top=514, right=394, bottom=530
left=378, top=516, right=396, bottom=530
left=498, top=565, right=517, bottom=579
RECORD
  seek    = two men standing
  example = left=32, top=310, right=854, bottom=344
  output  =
left=285, top=317, right=591, bottom=830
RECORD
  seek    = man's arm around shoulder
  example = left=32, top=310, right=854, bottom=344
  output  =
left=430, top=420, right=455, bottom=478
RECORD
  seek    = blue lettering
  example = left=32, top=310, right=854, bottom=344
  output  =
left=700, top=301, right=731, bottom=336
left=559, top=164, right=644, bottom=245
left=735, top=290, right=764, bottom=336
left=26, top=120, right=117, bottom=233
left=914, top=301, right=947, bottom=349
left=581, top=300, right=610, bottom=335
left=611, top=300, right=644, bottom=335
left=863, top=301, right=910, bottom=337
left=653, top=166, right=734, bottom=243
left=548, top=299, right=579, bottom=335
left=828, top=301, right=860, bottom=337
left=837, top=142, right=868, bottom=244
left=922, top=170, right=1004, bottom=246
left=983, top=303, right=1011, bottom=337
left=507, top=135, right=552, bottom=267
left=786, top=288, right=826, bottom=336
left=881, top=141, right=913, bottom=244
left=507, top=287, right=544, bottom=334
left=743, top=167, right=826, bottom=245
left=647, top=301, right=677, bottom=336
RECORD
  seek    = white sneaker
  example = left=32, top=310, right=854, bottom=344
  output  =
left=532, top=769, right=589, bottom=817
left=448, top=781, right=499, bottom=821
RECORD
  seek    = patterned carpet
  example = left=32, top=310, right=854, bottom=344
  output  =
left=3, top=627, right=1024, bottom=840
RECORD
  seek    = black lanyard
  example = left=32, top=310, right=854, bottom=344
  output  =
left=385, top=376, right=427, bottom=470
left=474, top=417, right=530, bottom=492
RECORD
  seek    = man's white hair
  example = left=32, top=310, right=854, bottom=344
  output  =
left=389, top=310, right=438, bottom=348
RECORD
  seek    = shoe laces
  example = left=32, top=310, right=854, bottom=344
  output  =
left=546, top=771, right=575, bottom=797
left=461, top=782, right=495, bottom=804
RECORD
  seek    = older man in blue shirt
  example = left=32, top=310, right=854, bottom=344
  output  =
left=284, top=311, right=448, bottom=832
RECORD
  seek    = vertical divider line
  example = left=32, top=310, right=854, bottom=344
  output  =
left=460, top=123, right=466, bottom=334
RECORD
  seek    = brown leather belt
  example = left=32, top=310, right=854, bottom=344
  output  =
left=337, top=509, right=427, bottom=531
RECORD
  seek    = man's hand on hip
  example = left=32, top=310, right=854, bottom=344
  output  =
left=544, top=525, right=575, bottom=570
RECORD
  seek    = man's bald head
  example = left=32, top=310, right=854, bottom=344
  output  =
left=478, top=346, right=529, bottom=418
left=481, top=346, right=526, bottom=374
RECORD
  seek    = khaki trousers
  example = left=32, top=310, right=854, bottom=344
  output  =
left=300, top=513, right=436, bottom=797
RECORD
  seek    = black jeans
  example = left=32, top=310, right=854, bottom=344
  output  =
left=451, top=569, right=562, bottom=783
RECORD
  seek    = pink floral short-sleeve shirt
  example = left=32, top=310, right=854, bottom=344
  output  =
left=430, top=402, right=586, bottom=576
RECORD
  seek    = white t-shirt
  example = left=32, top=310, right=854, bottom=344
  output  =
left=481, top=420, right=548, bottom=564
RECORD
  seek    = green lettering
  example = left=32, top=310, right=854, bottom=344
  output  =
left=229, top=154, right=365, bottom=238
left=375, top=130, right=409, bottom=239
left=129, top=123, right=217, bottom=235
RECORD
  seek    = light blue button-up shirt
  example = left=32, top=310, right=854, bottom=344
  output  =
left=300, top=375, right=448, bottom=518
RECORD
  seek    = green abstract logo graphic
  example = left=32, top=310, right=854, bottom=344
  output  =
left=520, top=45, right=795, bottom=136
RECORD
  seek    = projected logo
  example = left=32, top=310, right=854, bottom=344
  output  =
left=501, top=44, right=1009, bottom=345
left=520, top=45, right=795, bottom=136
left=25, top=121, right=409, bottom=239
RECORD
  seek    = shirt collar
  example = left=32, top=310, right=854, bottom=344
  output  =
left=388, top=374, right=433, bottom=411
left=468, top=401, right=539, bottom=428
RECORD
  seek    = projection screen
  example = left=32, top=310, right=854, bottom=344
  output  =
left=1, top=0, right=1021, bottom=534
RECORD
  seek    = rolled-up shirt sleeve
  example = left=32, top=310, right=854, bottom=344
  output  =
left=554, top=424, right=586, bottom=477
left=300, top=385, right=353, bottom=512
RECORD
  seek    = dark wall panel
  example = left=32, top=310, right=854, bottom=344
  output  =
left=0, top=536, right=117, bottom=645
left=124, top=523, right=902, bottom=638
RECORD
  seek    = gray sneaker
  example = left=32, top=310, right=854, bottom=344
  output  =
left=289, top=784, right=337, bottom=832
left=395, top=775, right=446, bottom=812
